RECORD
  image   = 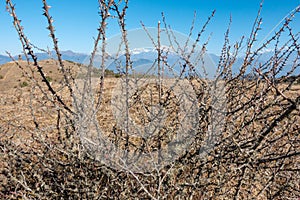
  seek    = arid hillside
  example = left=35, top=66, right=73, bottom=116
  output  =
left=0, top=59, right=83, bottom=91
left=1, top=58, right=299, bottom=199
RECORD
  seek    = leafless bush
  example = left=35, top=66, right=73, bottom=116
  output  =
left=1, top=0, right=299, bottom=199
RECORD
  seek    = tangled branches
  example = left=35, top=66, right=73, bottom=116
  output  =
left=1, top=0, right=299, bottom=199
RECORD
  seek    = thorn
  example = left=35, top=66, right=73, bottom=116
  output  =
left=43, top=5, right=51, bottom=9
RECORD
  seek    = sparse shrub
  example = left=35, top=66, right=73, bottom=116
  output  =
left=104, top=69, right=116, bottom=76
left=66, top=60, right=76, bottom=65
left=45, top=76, right=52, bottom=82
left=114, top=73, right=121, bottom=78
left=19, top=81, right=28, bottom=87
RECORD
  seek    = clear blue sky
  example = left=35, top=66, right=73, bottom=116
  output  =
left=1, top=0, right=299, bottom=55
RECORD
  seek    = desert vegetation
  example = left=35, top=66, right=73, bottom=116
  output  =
left=0, top=0, right=299, bottom=199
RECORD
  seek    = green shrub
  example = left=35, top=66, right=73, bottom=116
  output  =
left=46, top=76, right=52, bottom=82
left=20, top=81, right=28, bottom=87
left=114, top=73, right=121, bottom=78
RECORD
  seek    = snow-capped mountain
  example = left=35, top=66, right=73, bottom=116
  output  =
left=105, top=47, right=218, bottom=77
left=1, top=48, right=298, bottom=78
left=130, top=47, right=156, bottom=55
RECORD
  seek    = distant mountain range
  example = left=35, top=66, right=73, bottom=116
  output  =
left=0, top=55, right=12, bottom=64
left=1, top=49, right=298, bottom=78
left=0, top=50, right=88, bottom=65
